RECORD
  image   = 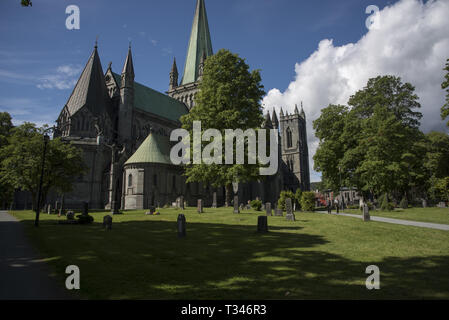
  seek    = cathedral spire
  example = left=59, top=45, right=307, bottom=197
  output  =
left=181, top=0, right=213, bottom=85
left=300, top=101, right=305, bottom=119
left=272, top=108, right=279, bottom=128
left=169, top=57, right=179, bottom=90
left=121, top=46, right=135, bottom=88
left=294, top=104, right=300, bottom=115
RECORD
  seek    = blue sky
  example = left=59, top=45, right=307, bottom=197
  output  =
left=2, top=0, right=448, bottom=183
left=0, top=0, right=396, bottom=124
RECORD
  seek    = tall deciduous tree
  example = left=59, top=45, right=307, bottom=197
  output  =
left=313, top=76, right=424, bottom=201
left=180, top=49, right=265, bottom=206
left=0, top=112, right=14, bottom=208
left=0, top=122, right=86, bottom=210
left=442, top=59, right=449, bottom=127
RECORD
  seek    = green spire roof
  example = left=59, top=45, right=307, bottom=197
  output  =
left=181, top=0, right=213, bottom=85
left=125, top=133, right=173, bottom=165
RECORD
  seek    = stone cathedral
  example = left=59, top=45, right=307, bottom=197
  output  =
left=53, top=0, right=310, bottom=210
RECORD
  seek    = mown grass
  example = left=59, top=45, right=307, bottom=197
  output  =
left=343, top=207, right=449, bottom=225
left=10, top=207, right=449, bottom=300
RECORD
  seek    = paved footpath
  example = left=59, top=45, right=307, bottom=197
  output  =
left=318, top=211, right=449, bottom=231
left=0, top=211, right=71, bottom=299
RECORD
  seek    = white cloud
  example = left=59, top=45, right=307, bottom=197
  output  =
left=37, top=64, right=81, bottom=90
left=262, top=0, right=449, bottom=182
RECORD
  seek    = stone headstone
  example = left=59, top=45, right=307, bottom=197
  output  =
left=285, top=198, right=295, bottom=221
left=180, top=196, right=185, bottom=210
left=177, top=214, right=186, bottom=238
left=363, top=204, right=370, bottom=221
left=82, top=202, right=88, bottom=216
left=47, top=204, right=51, bottom=215
left=275, top=208, right=283, bottom=216
left=265, top=202, right=272, bottom=216
left=438, top=202, right=446, bottom=208
left=197, top=199, right=203, bottom=213
left=257, top=216, right=268, bottom=233
left=239, top=203, right=244, bottom=211
left=66, top=211, right=75, bottom=220
left=103, top=215, right=112, bottom=230
left=422, top=199, right=427, bottom=208
left=233, top=195, right=240, bottom=214
left=212, top=192, right=217, bottom=208
left=246, top=201, right=251, bottom=210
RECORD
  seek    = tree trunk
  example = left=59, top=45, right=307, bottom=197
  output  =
left=225, top=184, right=232, bottom=207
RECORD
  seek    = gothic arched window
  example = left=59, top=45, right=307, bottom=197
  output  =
left=128, top=174, right=133, bottom=187
left=286, top=127, right=293, bottom=148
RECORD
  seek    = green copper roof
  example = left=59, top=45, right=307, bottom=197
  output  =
left=125, top=133, right=172, bottom=165
left=181, top=0, right=213, bottom=85
left=112, top=73, right=188, bottom=122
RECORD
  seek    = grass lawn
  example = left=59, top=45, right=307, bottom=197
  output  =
left=343, top=207, right=449, bottom=225
left=10, top=207, right=449, bottom=300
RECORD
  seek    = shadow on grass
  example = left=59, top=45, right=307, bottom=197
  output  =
left=12, top=218, right=449, bottom=300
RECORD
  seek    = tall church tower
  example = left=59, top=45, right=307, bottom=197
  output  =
left=279, top=103, right=311, bottom=191
left=167, top=0, right=213, bottom=110
left=118, top=45, right=135, bottom=145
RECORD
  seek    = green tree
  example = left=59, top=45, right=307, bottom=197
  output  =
left=300, top=191, right=316, bottom=212
left=180, top=49, right=265, bottom=206
left=313, top=76, right=425, bottom=202
left=0, top=122, right=86, bottom=210
left=441, top=59, right=449, bottom=127
left=0, top=112, right=14, bottom=208
left=435, top=177, right=449, bottom=202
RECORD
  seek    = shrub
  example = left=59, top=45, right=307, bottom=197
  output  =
left=250, top=199, right=262, bottom=211
left=76, top=214, right=94, bottom=225
left=278, top=191, right=295, bottom=210
left=399, top=197, right=408, bottom=209
left=381, top=195, right=394, bottom=211
left=300, top=191, right=316, bottom=212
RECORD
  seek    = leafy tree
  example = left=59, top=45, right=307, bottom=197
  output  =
left=180, top=49, right=265, bottom=206
left=300, top=191, right=316, bottom=212
left=442, top=59, right=449, bottom=127
left=0, top=112, right=14, bottom=208
left=313, top=76, right=425, bottom=202
left=277, top=190, right=295, bottom=211
left=435, top=177, right=449, bottom=203
left=0, top=122, right=86, bottom=210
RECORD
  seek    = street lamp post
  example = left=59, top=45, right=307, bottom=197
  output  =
left=34, top=123, right=70, bottom=227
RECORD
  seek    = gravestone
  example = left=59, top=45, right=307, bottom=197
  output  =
left=363, top=204, right=370, bottom=221
left=275, top=208, right=283, bottom=216
left=177, top=214, right=186, bottom=238
left=265, top=202, right=272, bottom=216
left=239, top=204, right=244, bottom=211
left=197, top=199, right=203, bottom=213
left=233, top=195, right=240, bottom=214
left=47, top=204, right=51, bottom=215
left=66, top=211, right=75, bottom=220
left=422, top=199, right=427, bottom=208
left=180, top=196, right=185, bottom=210
left=285, top=198, right=295, bottom=221
left=212, top=192, right=217, bottom=208
left=103, top=215, right=112, bottom=230
left=438, top=202, right=446, bottom=208
left=257, top=216, right=268, bottom=233
left=82, top=202, right=89, bottom=216
left=246, top=201, right=251, bottom=210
